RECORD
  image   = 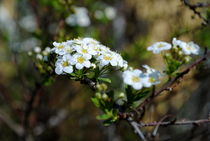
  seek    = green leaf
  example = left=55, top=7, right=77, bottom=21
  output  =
left=91, top=97, right=100, bottom=108
left=98, top=77, right=112, bottom=83
left=96, top=114, right=112, bottom=120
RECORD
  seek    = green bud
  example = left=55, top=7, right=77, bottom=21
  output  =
left=102, top=94, right=108, bottom=100
left=95, top=92, right=102, bottom=99
left=118, top=92, right=125, bottom=99
left=184, top=56, right=191, bottom=63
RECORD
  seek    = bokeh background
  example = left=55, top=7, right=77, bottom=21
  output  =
left=0, top=0, right=210, bottom=140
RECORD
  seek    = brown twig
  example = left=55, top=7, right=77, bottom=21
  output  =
left=182, top=0, right=210, bottom=25
left=127, top=118, right=148, bottom=141
left=139, top=118, right=210, bottom=127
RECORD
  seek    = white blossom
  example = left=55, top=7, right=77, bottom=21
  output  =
left=172, top=38, right=200, bottom=55
left=141, top=65, right=161, bottom=87
left=52, top=42, right=66, bottom=55
left=72, top=53, right=91, bottom=70
left=123, top=69, right=144, bottom=90
left=65, top=7, right=90, bottom=27
left=147, top=42, right=172, bottom=54
left=105, top=6, right=117, bottom=20
left=97, top=51, right=118, bottom=67
left=55, top=55, right=74, bottom=75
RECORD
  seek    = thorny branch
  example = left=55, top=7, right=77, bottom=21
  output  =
left=182, top=0, right=210, bottom=25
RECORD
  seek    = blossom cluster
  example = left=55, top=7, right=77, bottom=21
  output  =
left=147, top=38, right=200, bottom=55
left=66, top=7, right=90, bottom=27
left=52, top=38, right=128, bottom=75
left=122, top=65, right=161, bottom=90
left=28, top=46, right=51, bottom=60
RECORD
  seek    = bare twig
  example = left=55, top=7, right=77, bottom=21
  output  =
left=182, top=0, right=210, bottom=25
left=127, top=118, right=148, bottom=141
left=0, top=109, right=24, bottom=137
left=152, top=115, right=175, bottom=137
left=139, top=118, right=210, bottom=127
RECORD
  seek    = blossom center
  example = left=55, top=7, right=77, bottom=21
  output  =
left=104, top=55, right=112, bottom=61
left=131, top=76, right=140, bottom=83
left=157, top=44, right=164, bottom=48
left=186, top=45, right=193, bottom=51
left=57, top=45, right=64, bottom=49
left=77, top=56, right=85, bottom=63
left=149, top=77, right=156, bottom=83
left=62, top=61, right=69, bottom=67
left=81, top=48, right=88, bottom=54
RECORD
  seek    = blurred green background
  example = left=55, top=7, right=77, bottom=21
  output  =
left=0, top=0, right=210, bottom=140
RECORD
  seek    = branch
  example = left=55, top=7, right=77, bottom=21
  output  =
left=0, top=109, right=24, bottom=137
left=127, top=118, right=148, bottom=141
left=22, top=83, right=41, bottom=139
left=139, top=118, right=210, bottom=127
left=136, top=49, right=209, bottom=112
left=182, top=0, right=210, bottom=25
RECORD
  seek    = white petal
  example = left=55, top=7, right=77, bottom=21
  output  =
left=63, top=66, right=73, bottom=73
left=83, top=61, right=91, bottom=68
left=132, top=83, right=143, bottom=90
left=76, top=63, right=83, bottom=70
left=55, top=66, right=63, bottom=75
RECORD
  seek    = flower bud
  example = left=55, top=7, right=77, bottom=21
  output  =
left=102, top=93, right=108, bottom=100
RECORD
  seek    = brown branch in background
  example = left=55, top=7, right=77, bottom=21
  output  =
left=136, top=49, right=209, bottom=113
left=127, top=118, right=148, bottom=141
left=139, top=118, right=210, bottom=127
left=182, top=0, right=210, bottom=25
left=0, top=109, right=24, bottom=137
left=22, top=83, right=41, bottom=139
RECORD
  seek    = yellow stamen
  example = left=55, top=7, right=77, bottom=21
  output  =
left=57, top=45, right=64, bottom=49
left=77, top=56, right=85, bottom=64
left=62, top=61, right=69, bottom=67
left=81, top=48, right=88, bottom=54
left=149, top=77, right=156, bottom=83
left=157, top=44, right=164, bottom=48
left=104, top=55, right=112, bottom=61
left=132, top=76, right=140, bottom=83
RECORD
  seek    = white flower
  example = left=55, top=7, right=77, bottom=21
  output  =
left=55, top=55, right=74, bottom=75
left=34, top=46, right=41, bottom=53
left=75, top=44, right=96, bottom=58
left=142, top=65, right=161, bottom=87
left=172, top=38, right=186, bottom=47
left=72, top=53, right=91, bottom=70
left=105, top=6, right=116, bottom=20
left=97, top=51, right=118, bottom=67
left=43, top=47, right=51, bottom=56
left=180, top=42, right=200, bottom=55
left=147, top=42, right=172, bottom=54
left=172, top=38, right=200, bottom=55
left=52, top=42, right=66, bottom=55
left=123, top=69, right=143, bottom=90
left=65, top=7, right=90, bottom=27
left=36, top=54, right=43, bottom=60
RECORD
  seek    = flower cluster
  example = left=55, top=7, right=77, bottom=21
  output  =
left=65, top=7, right=90, bottom=27
left=28, top=46, right=51, bottom=60
left=122, top=65, right=161, bottom=90
left=147, top=38, right=200, bottom=55
left=52, top=37, right=128, bottom=75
